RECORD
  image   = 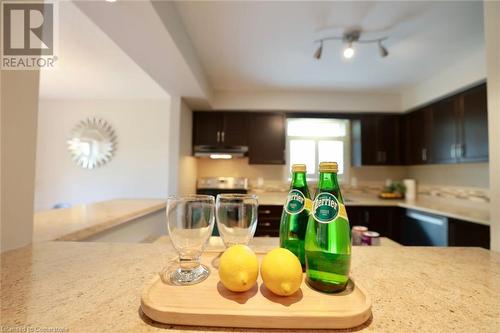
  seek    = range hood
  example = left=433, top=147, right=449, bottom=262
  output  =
left=193, top=145, right=248, bottom=159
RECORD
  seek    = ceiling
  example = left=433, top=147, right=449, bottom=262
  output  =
left=175, top=1, right=484, bottom=93
left=40, top=2, right=169, bottom=100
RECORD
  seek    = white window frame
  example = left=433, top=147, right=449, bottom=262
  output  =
left=285, top=118, right=351, bottom=183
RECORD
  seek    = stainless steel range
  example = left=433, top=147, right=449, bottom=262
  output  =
left=196, top=177, right=249, bottom=236
left=196, top=177, right=249, bottom=197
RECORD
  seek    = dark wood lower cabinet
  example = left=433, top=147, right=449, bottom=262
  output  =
left=256, top=205, right=405, bottom=242
left=255, top=205, right=282, bottom=237
left=400, top=212, right=489, bottom=248
left=346, top=206, right=403, bottom=242
left=254, top=205, right=490, bottom=249
left=448, top=218, right=490, bottom=249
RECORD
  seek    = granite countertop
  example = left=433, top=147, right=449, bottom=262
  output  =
left=1, top=238, right=499, bottom=332
left=252, top=191, right=490, bottom=225
left=33, top=199, right=166, bottom=242
left=153, top=235, right=403, bottom=248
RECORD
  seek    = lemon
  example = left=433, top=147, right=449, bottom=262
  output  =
left=218, top=245, right=259, bottom=292
left=261, top=248, right=303, bottom=296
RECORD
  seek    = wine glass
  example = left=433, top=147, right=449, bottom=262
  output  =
left=166, top=195, right=215, bottom=285
left=216, top=194, right=258, bottom=247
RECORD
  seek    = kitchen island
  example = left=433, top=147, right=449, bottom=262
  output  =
left=1, top=238, right=499, bottom=332
left=33, top=199, right=166, bottom=243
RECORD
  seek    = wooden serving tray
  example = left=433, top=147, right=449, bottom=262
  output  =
left=141, top=252, right=372, bottom=329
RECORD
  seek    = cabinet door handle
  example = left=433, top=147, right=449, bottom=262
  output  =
left=458, top=144, right=464, bottom=158
left=450, top=144, right=456, bottom=159
left=260, top=209, right=272, bottom=214
left=422, top=148, right=427, bottom=161
left=217, top=131, right=220, bottom=143
left=260, top=222, right=272, bottom=227
left=364, top=211, right=370, bottom=224
left=221, top=131, right=225, bottom=143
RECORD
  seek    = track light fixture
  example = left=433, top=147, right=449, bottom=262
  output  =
left=314, top=30, right=389, bottom=60
left=314, top=41, right=323, bottom=60
left=378, top=40, right=389, bottom=57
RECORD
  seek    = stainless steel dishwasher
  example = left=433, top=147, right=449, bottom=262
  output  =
left=403, top=209, right=448, bottom=246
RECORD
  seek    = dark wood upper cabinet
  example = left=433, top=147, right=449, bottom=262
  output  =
left=429, top=96, right=459, bottom=164
left=407, top=83, right=489, bottom=165
left=459, top=84, right=489, bottom=162
left=377, top=116, right=401, bottom=165
left=404, top=106, right=433, bottom=165
left=248, top=113, right=286, bottom=165
left=193, top=112, right=222, bottom=147
left=193, top=112, right=247, bottom=147
left=352, top=115, right=402, bottom=166
left=221, top=112, right=248, bottom=146
left=193, top=111, right=285, bottom=164
left=355, top=116, right=377, bottom=165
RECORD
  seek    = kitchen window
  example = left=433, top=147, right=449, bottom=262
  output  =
left=286, top=118, right=350, bottom=181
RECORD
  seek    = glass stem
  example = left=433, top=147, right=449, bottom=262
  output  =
left=179, top=256, right=199, bottom=272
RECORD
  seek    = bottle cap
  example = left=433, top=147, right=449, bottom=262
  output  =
left=291, top=164, right=306, bottom=172
left=319, top=162, right=338, bottom=173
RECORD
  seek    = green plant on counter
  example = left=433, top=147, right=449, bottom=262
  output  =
left=383, top=182, right=406, bottom=194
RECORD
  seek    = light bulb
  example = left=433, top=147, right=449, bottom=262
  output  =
left=209, top=154, right=232, bottom=160
left=343, top=45, right=354, bottom=59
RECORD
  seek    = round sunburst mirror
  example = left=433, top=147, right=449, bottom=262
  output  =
left=67, top=117, right=117, bottom=169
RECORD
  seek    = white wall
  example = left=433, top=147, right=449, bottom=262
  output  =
left=401, top=49, right=486, bottom=111
left=178, top=100, right=197, bottom=195
left=167, top=96, right=198, bottom=196
left=34, top=99, right=170, bottom=211
left=484, top=2, right=500, bottom=252
left=75, top=1, right=212, bottom=105
left=167, top=96, right=181, bottom=195
left=1, top=71, right=39, bottom=252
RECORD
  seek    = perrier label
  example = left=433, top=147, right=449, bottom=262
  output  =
left=279, top=164, right=312, bottom=268
left=305, top=162, right=351, bottom=293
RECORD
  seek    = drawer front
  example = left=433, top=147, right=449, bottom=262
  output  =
left=254, top=229, right=279, bottom=237
left=258, top=205, right=282, bottom=218
left=256, top=205, right=282, bottom=237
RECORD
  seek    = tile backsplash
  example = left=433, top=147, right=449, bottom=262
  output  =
left=197, top=158, right=286, bottom=180
left=196, top=158, right=489, bottom=202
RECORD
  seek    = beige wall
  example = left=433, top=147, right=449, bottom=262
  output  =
left=407, top=163, right=489, bottom=189
left=178, top=100, right=197, bottom=195
left=197, top=158, right=286, bottom=181
left=484, top=1, right=500, bottom=251
left=211, top=90, right=402, bottom=113
left=196, top=158, right=488, bottom=190
left=350, top=166, right=408, bottom=184
left=1, top=71, right=40, bottom=252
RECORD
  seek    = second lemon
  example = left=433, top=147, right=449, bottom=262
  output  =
left=261, top=248, right=303, bottom=296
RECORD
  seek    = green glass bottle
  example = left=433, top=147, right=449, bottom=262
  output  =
left=279, top=164, right=312, bottom=268
left=305, top=162, right=351, bottom=293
